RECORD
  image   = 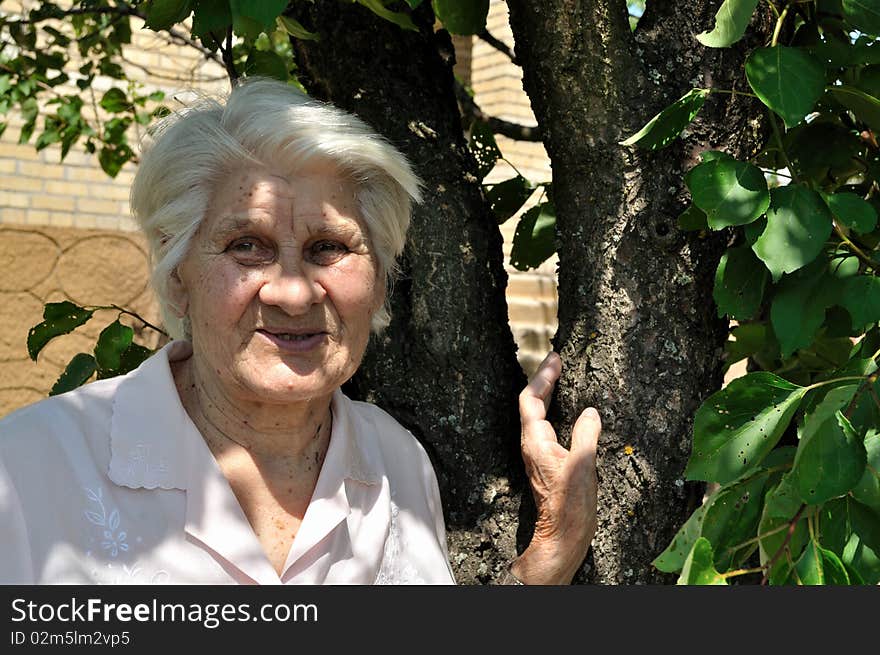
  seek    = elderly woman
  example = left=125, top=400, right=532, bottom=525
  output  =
left=0, top=78, right=599, bottom=585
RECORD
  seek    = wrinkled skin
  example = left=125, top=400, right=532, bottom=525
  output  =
left=514, top=353, right=600, bottom=584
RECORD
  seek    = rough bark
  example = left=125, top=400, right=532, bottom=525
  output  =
left=505, top=0, right=772, bottom=583
left=286, top=2, right=528, bottom=584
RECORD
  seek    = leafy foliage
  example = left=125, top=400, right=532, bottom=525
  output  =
left=26, top=301, right=161, bottom=395
left=625, top=1, right=880, bottom=584
left=432, top=0, right=489, bottom=35
left=7, top=0, right=880, bottom=586
left=619, top=88, right=709, bottom=150
left=696, top=0, right=760, bottom=48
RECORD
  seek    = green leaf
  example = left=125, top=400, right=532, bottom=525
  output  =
left=35, top=128, right=61, bottom=151
left=357, top=0, right=418, bottom=32
left=19, top=97, right=38, bottom=144
left=724, top=322, right=780, bottom=373
left=847, top=500, right=880, bottom=562
left=787, top=120, right=863, bottom=187
left=753, top=185, right=833, bottom=282
left=432, top=0, right=489, bottom=35
left=677, top=205, right=708, bottom=231
left=821, top=496, right=880, bottom=584
left=49, top=353, right=97, bottom=396
left=510, top=203, right=556, bottom=272
left=792, top=539, right=849, bottom=584
left=819, top=547, right=852, bottom=584
left=191, top=0, right=232, bottom=39
left=484, top=176, right=535, bottom=224
left=27, top=301, right=95, bottom=362
left=98, top=144, right=134, bottom=178
left=94, top=320, right=134, bottom=373
left=677, top=538, right=727, bottom=585
left=696, top=0, right=760, bottom=48
left=99, top=88, right=129, bottom=113
left=843, top=0, right=880, bottom=36
left=794, top=403, right=866, bottom=505
left=685, top=157, right=769, bottom=229
left=743, top=215, right=766, bottom=246
left=852, top=430, right=880, bottom=512
left=655, top=451, right=791, bottom=574
left=770, top=258, right=840, bottom=358
left=117, top=343, right=154, bottom=376
left=702, top=472, right=773, bottom=571
left=653, top=503, right=711, bottom=573
left=230, top=0, right=287, bottom=32
left=713, top=245, right=769, bottom=320
left=840, top=275, right=880, bottom=331
left=828, top=247, right=862, bottom=278
left=276, top=15, right=320, bottom=41
left=823, top=192, right=878, bottom=234
left=144, top=0, right=193, bottom=31
left=745, top=46, right=826, bottom=128
left=619, top=89, right=709, bottom=150
left=758, top=473, right=809, bottom=584
left=830, top=85, right=880, bottom=133
left=686, top=372, right=807, bottom=484
left=793, top=540, right=825, bottom=584
left=244, top=49, right=288, bottom=81
left=469, top=121, right=501, bottom=180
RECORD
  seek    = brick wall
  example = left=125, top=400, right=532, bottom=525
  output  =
left=0, top=1, right=560, bottom=416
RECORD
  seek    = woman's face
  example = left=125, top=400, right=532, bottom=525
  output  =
left=171, top=163, right=384, bottom=406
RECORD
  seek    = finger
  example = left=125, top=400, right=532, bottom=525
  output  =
left=519, top=352, right=562, bottom=422
left=570, top=406, right=601, bottom=467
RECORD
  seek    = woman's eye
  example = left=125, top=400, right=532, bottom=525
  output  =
left=309, top=240, right=349, bottom=265
left=227, top=238, right=272, bottom=263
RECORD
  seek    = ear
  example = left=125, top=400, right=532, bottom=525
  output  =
left=166, top=266, right=190, bottom=318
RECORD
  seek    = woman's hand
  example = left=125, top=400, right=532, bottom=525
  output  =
left=510, top=352, right=600, bottom=585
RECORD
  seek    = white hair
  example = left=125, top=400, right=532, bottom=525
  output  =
left=130, top=77, right=422, bottom=340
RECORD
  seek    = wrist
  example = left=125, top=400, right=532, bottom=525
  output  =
left=511, top=541, right=582, bottom=585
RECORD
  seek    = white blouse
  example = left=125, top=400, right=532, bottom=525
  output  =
left=0, top=341, right=455, bottom=585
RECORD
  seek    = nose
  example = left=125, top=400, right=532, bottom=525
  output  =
left=257, top=250, right=325, bottom=315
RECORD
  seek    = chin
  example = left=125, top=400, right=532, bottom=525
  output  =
left=241, top=371, right=338, bottom=403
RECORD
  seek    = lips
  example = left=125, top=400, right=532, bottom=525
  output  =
left=256, top=328, right=328, bottom=352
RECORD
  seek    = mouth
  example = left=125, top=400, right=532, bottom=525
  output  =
left=256, top=328, right=328, bottom=351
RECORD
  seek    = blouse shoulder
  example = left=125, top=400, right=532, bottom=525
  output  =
left=0, top=375, right=122, bottom=460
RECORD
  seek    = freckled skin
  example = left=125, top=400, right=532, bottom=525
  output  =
left=174, top=164, right=383, bottom=410
left=169, top=162, right=383, bottom=576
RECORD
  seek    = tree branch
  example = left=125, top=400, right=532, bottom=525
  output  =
left=454, top=80, right=541, bottom=142
left=211, top=28, right=238, bottom=86
left=0, top=6, right=139, bottom=27
left=760, top=503, right=807, bottom=585
left=3, top=4, right=223, bottom=72
left=476, top=29, right=518, bottom=65
left=163, top=26, right=225, bottom=66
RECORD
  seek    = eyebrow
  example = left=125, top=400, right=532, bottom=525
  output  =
left=305, top=220, right=362, bottom=239
left=212, top=214, right=364, bottom=239
left=211, top=215, right=266, bottom=238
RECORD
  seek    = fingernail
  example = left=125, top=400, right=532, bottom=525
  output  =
left=584, top=407, right=599, bottom=420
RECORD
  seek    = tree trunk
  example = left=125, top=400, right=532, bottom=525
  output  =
left=506, top=0, right=772, bottom=583
left=287, top=2, right=528, bottom=584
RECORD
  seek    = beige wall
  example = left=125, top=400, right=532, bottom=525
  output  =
left=0, top=0, right=559, bottom=417
left=0, top=225, right=164, bottom=415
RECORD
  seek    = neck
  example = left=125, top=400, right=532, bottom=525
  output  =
left=173, top=356, right=332, bottom=463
